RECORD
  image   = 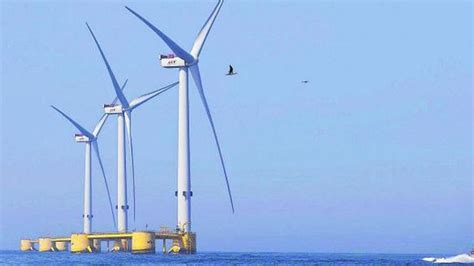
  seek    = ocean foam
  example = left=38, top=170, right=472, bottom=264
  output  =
left=422, top=254, right=474, bottom=264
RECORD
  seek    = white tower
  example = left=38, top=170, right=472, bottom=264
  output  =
left=87, top=21, right=180, bottom=234
left=127, top=0, right=234, bottom=233
left=116, top=111, right=128, bottom=232
left=102, top=104, right=129, bottom=233
left=177, top=67, right=191, bottom=232
left=83, top=141, right=92, bottom=233
left=51, top=106, right=116, bottom=234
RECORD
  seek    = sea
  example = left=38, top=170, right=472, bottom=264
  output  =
left=0, top=251, right=454, bottom=265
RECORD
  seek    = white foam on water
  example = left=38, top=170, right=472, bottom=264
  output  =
left=422, top=254, right=474, bottom=264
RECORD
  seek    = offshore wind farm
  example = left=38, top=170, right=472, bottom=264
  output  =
left=19, top=0, right=230, bottom=254
left=1, top=0, right=472, bottom=264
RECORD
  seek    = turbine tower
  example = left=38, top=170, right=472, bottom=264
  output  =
left=86, top=23, right=179, bottom=233
left=51, top=101, right=123, bottom=233
left=126, top=0, right=234, bottom=233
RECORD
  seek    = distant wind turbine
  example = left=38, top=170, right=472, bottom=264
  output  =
left=86, top=22, right=179, bottom=233
left=51, top=92, right=126, bottom=233
left=126, top=0, right=234, bottom=233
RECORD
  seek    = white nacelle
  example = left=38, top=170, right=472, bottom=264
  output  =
left=104, top=104, right=123, bottom=114
left=75, top=134, right=90, bottom=142
left=160, top=55, right=186, bottom=68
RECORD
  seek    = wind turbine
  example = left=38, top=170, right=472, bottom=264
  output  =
left=126, top=0, right=234, bottom=233
left=86, top=22, right=179, bottom=233
left=51, top=92, right=126, bottom=233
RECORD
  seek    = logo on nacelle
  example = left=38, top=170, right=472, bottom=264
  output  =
left=161, top=56, right=186, bottom=68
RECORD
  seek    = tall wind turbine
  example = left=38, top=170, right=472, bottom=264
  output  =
left=86, top=22, right=179, bottom=233
left=126, top=0, right=234, bottom=233
left=51, top=97, right=125, bottom=233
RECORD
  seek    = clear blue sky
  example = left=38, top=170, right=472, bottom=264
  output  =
left=1, top=0, right=472, bottom=253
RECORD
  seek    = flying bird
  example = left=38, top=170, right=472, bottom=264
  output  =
left=226, top=65, right=237, bottom=76
left=301, top=80, right=309, bottom=83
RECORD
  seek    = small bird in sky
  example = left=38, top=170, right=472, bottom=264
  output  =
left=301, top=80, right=309, bottom=83
left=226, top=65, right=237, bottom=76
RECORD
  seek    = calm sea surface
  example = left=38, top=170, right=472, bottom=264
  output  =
left=0, top=251, right=447, bottom=265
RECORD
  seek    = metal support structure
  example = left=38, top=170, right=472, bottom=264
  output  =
left=177, top=67, right=191, bottom=233
left=83, top=142, right=92, bottom=234
left=117, top=113, right=128, bottom=232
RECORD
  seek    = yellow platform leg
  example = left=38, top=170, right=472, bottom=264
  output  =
left=70, top=234, right=91, bottom=253
left=132, top=231, right=155, bottom=254
left=180, top=233, right=196, bottom=254
left=20, top=239, right=34, bottom=251
left=92, top=239, right=101, bottom=252
left=38, top=238, right=54, bottom=252
left=168, top=240, right=181, bottom=254
left=111, top=239, right=129, bottom=252
left=54, top=241, right=68, bottom=252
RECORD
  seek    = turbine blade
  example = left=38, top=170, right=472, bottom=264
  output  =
left=92, top=114, right=109, bottom=138
left=86, top=23, right=129, bottom=108
left=190, top=0, right=224, bottom=58
left=189, top=64, right=235, bottom=213
left=128, top=81, right=178, bottom=110
left=125, top=6, right=195, bottom=63
left=93, top=79, right=129, bottom=137
left=124, top=111, right=136, bottom=224
left=112, top=79, right=129, bottom=105
left=51, top=105, right=93, bottom=139
left=92, top=141, right=117, bottom=229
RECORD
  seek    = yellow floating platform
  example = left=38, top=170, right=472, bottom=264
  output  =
left=21, top=231, right=196, bottom=254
